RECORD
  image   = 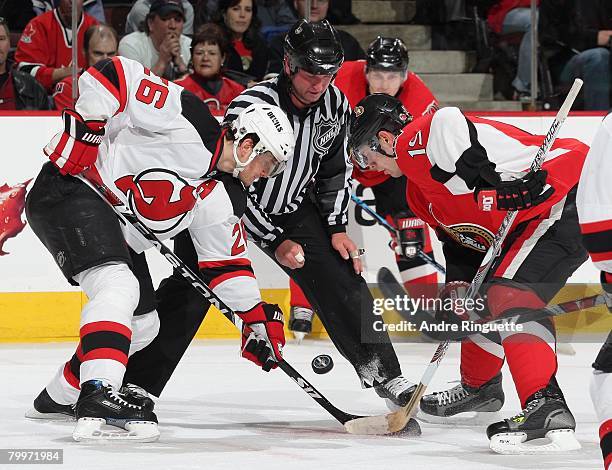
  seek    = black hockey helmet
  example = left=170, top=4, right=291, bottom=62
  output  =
left=284, top=19, right=344, bottom=75
left=366, top=36, right=409, bottom=72
left=347, top=93, right=412, bottom=170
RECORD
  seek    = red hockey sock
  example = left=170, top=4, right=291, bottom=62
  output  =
left=504, top=336, right=557, bottom=406
left=460, top=338, right=504, bottom=388
left=289, top=278, right=312, bottom=309
left=601, top=419, right=612, bottom=470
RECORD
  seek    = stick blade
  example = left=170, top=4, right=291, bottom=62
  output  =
left=344, top=408, right=412, bottom=435
left=344, top=414, right=392, bottom=435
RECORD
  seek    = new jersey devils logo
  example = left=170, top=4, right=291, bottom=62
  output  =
left=115, top=169, right=216, bottom=234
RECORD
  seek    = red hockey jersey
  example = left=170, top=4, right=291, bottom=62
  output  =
left=334, top=60, right=439, bottom=187
left=15, top=9, right=98, bottom=91
left=174, top=74, right=245, bottom=116
left=396, top=107, right=588, bottom=254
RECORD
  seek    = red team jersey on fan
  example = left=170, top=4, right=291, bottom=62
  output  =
left=334, top=60, right=439, bottom=187
left=396, top=107, right=588, bottom=254
left=175, top=74, right=245, bottom=115
left=15, top=10, right=98, bottom=91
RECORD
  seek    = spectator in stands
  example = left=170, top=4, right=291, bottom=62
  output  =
left=175, top=23, right=245, bottom=113
left=256, top=0, right=297, bottom=31
left=0, top=1, right=35, bottom=33
left=14, top=0, right=98, bottom=92
left=540, top=0, right=612, bottom=110
left=126, top=0, right=196, bottom=36
left=32, top=0, right=106, bottom=24
left=0, top=18, right=48, bottom=110
left=53, top=24, right=118, bottom=110
left=266, top=0, right=365, bottom=74
left=487, top=1, right=539, bottom=100
left=213, top=0, right=269, bottom=82
left=119, top=0, right=191, bottom=80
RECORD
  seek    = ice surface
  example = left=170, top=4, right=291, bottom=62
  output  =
left=0, top=340, right=604, bottom=470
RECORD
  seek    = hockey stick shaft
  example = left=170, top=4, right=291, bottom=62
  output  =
left=78, top=168, right=361, bottom=426
left=369, top=78, right=584, bottom=435
left=350, top=194, right=446, bottom=274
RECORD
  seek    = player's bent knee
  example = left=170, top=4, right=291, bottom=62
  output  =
left=76, top=263, right=140, bottom=318
left=129, top=310, right=160, bottom=356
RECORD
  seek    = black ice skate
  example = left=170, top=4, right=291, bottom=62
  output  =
left=375, top=375, right=417, bottom=411
left=289, top=306, right=314, bottom=343
left=119, top=383, right=155, bottom=412
left=419, top=373, right=504, bottom=425
left=25, top=388, right=75, bottom=421
left=486, top=382, right=581, bottom=454
left=73, top=380, right=159, bottom=442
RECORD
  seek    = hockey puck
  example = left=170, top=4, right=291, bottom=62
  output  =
left=311, top=354, right=334, bottom=374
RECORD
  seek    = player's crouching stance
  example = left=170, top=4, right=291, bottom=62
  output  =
left=576, top=113, right=612, bottom=470
left=24, top=56, right=294, bottom=442
left=348, top=94, right=588, bottom=454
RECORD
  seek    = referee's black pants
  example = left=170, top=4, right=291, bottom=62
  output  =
left=124, top=199, right=402, bottom=396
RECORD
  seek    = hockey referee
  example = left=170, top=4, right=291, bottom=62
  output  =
left=124, top=19, right=417, bottom=409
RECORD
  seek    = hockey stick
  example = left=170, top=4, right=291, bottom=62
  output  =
left=379, top=266, right=606, bottom=341
left=77, top=168, right=375, bottom=432
left=345, top=78, right=584, bottom=435
left=351, top=194, right=446, bottom=274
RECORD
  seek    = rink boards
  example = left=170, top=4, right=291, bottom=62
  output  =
left=0, top=111, right=609, bottom=342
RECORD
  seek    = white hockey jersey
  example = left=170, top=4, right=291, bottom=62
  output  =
left=74, top=55, right=261, bottom=312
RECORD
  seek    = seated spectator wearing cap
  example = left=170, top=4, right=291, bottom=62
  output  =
left=32, top=0, right=106, bottom=24
left=213, top=0, right=269, bottom=82
left=126, top=0, right=196, bottom=36
left=53, top=24, right=118, bottom=110
left=14, top=0, right=98, bottom=92
left=0, top=18, right=48, bottom=110
left=175, top=23, right=245, bottom=114
left=266, top=0, right=365, bottom=74
left=119, top=0, right=191, bottom=80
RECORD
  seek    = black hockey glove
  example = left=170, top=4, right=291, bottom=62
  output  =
left=474, top=165, right=554, bottom=211
left=392, top=212, right=425, bottom=258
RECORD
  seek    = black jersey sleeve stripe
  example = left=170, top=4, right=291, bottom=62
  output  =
left=453, top=116, right=491, bottom=189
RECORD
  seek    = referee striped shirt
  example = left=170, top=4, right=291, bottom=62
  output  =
left=224, top=73, right=353, bottom=249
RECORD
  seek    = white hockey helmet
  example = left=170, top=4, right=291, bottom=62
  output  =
left=231, top=103, right=295, bottom=178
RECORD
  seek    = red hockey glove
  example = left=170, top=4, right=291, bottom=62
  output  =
left=474, top=165, right=554, bottom=211
left=392, top=212, right=425, bottom=258
left=44, top=109, right=105, bottom=176
left=435, top=281, right=472, bottom=323
left=239, top=303, right=285, bottom=371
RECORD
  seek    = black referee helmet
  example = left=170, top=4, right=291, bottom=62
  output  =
left=284, top=19, right=344, bottom=76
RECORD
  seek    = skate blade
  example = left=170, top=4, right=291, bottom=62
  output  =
left=416, top=410, right=503, bottom=426
left=489, top=429, right=581, bottom=454
left=72, top=417, right=160, bottom=442
left=293, top=331, right=306, bottom=344
left=25, top=408, right=74, bottom=421
left=556, top=343, right=576, bottom=356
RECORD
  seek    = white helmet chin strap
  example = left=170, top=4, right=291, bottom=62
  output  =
left=231, top=139, right=257, bottom=178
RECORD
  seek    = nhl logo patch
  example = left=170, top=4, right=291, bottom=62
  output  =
left=354, top=106, right=364, bottom=117
left=313, top=116, right=341, bottom=155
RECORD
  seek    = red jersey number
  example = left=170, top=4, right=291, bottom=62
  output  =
left=135, top=79, right=169, bottom=109
left=231, top=222, right=247, bottom=256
